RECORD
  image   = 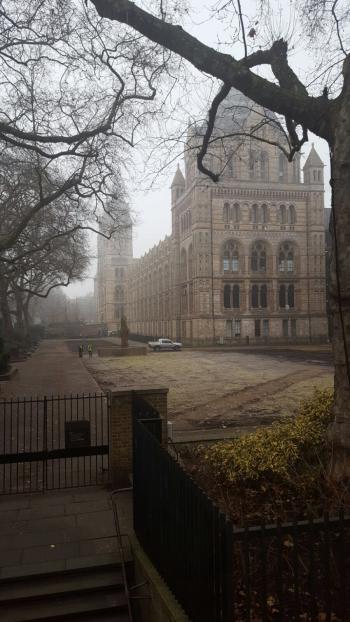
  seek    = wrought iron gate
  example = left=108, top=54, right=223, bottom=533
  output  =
left=0, top=393, right=109, bottom=494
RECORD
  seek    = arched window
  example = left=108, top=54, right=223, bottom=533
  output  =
left=227, top=152, right=234, bottom=177
left=222, top=240, right=240, bottom=273
left=279, top=205, right=287, bottom=224
left=278, top=242, right=295, bottom=273
left=279, top=250, right=285, bottom=272
left=260, top=284, right=267, bottom=308
left=279, top=154, right=287, bottom=182
left=260, top=151, right=268, bottom=180
left=188, top=244, right=193, bottom=279
left=180, top=248, right=187, bottom=282
left=293, top=158, right=299, bottom=183
left=232, top=285, right=240, bottom=308
left=251, top=241, right=267, bottom=272
left=261, top=204, right=268, bottom=223
left=252, top=284, right=259, bottom=308
left=223, top=203, right=230, bottom=223
left=249, top=149, right=257, bottom=178
left=233, top=203, right=240, bottom=223
left=288, top=284, right=295, bottom=308
left=289, top=205, right=296, bottom=224
left=224, top=285, right=231, bottom=308
left=252, top=204, right=258, bottom=223
left=279, top=284, right=286, bottom=308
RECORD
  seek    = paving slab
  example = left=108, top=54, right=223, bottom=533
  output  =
left=0, top=486, right=119, bottom=579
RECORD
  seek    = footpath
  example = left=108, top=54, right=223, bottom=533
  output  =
left=0, top=340, right=128, bottom=581
left=0, top=339, right=100, bottom=399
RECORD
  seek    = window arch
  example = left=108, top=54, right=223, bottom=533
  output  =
left=251, top=241, right=267, bottom=273
left=252, top=204, right=258, bottom=223
left=279, top=205, right=287, bottom=224
left=224, top=285, right=231, bottom=308
left=279, top=284, right=286, bottom=308
left=288, top=284, right=295, bottom=308
left=260, top=284, right=267, bottom=308
left=289, top=205, right=296, bottom=224
left=223, top=203, right=230, bottom=223
left=278, top=242, right=296, bottom=273
left=188, top=244, right=193, bottom=279
left=222, top=240, right=240, bottom=273
left=279, top=153, right=287, bottom=182
left=232, top=285, right=240, bottom=308
left=252, top=284, right=259, bottom=308
left=249, top=149, right=257, bottom=178
left=180, top=248, right=187, bottom=282
left=233, top=203, right=240, bottom=222
left=260, top=151, right=268, bottom=180
left=261, top=204, right=268, bottom=223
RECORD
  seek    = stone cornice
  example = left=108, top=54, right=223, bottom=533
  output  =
left=213, top=187, right=308, bottom=201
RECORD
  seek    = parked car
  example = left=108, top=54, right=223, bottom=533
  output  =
left=108, top=330, right=119, bottom=337
left=148, top=338, right=182, bottom=352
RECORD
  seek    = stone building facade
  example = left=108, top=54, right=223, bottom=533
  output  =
left=97, top=91, right=328, bottom=344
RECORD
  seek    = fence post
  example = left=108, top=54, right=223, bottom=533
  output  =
left=43, top=395, right=47, bottom=492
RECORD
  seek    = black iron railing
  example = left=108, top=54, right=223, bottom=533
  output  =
left=133, top=418, right=350, bottom=622
left=0, top=393, right=109, bottom=493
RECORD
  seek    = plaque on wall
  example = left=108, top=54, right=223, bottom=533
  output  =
left=65, top=421, right=91, bottom=448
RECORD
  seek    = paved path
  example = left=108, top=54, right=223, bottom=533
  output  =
left=0, top=486, right=132, bottom=580
left=0, top=340, right=100, bottom=399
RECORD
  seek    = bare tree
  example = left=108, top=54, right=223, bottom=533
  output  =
left=0, top=0, right=173, bottom=250
left=88, top=0, right=350, bottom=478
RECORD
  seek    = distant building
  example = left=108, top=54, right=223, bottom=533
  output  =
left=95, top=216, right=133, bottom=332
left=96, top=90, right=328, bottom=344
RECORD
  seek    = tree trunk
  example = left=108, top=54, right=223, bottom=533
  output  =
left=0, top=277, right=13, bottom=337
left=328, top=63, right=350, bottom=478
left=14, top=289, right=25, bottom=339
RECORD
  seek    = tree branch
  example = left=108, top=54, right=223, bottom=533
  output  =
left=90, top=0, right=334, bottom=141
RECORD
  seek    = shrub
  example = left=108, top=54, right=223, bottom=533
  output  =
left=183, top=389, right=337, bottom=524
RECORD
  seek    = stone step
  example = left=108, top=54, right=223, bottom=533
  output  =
left=1, top=587, right=128, bottom=622
left=0, top=567, right=124, bottom=604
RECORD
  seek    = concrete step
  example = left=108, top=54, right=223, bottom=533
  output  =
left=1, top=587, right=128, bottom=621
left=0, top=567, right=124, bottom=603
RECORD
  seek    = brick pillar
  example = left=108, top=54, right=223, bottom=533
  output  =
left=109, top=390, right=133, bottom=488
left=109, top=387, right=169, bottom=487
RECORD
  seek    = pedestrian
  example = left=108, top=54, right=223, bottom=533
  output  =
left=88, top=344, right=93, bottom=359
left=78, top=344, right=84, bottom=358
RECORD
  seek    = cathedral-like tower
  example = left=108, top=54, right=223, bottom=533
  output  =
left=96, top=213, right=133, bottom=332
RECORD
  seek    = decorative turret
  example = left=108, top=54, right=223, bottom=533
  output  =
left=303, top=143, right=324, bottom=185
left=171, top=164, right=185, bottom=204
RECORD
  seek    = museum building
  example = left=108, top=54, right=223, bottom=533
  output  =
left=96, top=90, right=328, bottom=345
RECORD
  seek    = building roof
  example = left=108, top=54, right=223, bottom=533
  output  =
left=303, top=143, right=324, bottom=168
left=171, top=164, right=185, bottom=187
left=195, top=87, right=278, bottom=138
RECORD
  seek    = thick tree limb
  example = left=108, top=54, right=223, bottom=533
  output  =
left=90, top=0, right=335, bottom=141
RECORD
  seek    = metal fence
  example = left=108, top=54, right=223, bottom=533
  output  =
left=133, top=419, right=350, bottom=622
left=0, top=393, right=109, bottom=494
